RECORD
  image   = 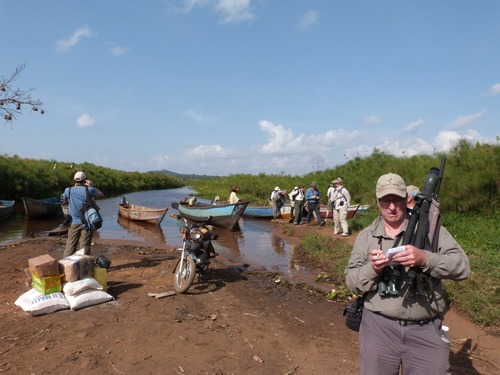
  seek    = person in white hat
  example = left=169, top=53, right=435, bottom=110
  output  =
left=61, top=171, right=104, bottom=257
left=331, top=177, right=351, bottom=236
left=345, top=172, right=470, bottom=375
left=270, top=186, right=284, bottom=219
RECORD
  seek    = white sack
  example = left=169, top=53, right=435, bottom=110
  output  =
left=15, top=288, right=70, bottom=316
left=65, top=289, right=113, bottom=310
left=63, top=276, right=103, bottom=296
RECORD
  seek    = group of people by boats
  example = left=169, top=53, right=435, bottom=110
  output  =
left=226, top=178, right=365, bottom=236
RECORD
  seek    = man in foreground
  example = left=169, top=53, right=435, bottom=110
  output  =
left=345, top=173, right=470, bottom=375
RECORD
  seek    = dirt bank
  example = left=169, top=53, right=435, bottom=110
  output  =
left=0, top=226, right=498, bottom=374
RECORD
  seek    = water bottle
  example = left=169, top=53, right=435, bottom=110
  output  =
left=440, top=325, right=450, bottom=344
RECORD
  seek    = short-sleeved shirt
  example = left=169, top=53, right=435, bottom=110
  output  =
left=63, top=186, right=99, bottom=225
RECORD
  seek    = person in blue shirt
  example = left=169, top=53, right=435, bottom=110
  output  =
left=62, top=171, right=104, bottom=257
left=305, top=181, right=325, bottom=226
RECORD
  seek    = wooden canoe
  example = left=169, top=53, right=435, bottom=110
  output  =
left=317, top=204, right=360, bottom=219
left=176, top=199, right=249, bottom=231
left=118, top=203, right=168, bottom=225
left=0, top=200, right=15, bottom=221
left=22, top=197, right=64, bottom=218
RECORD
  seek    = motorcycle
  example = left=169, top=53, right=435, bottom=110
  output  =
left=169, top=201, right=219, bottom=293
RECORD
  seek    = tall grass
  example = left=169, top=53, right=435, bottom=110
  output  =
left=441, top=212, right=500, bottom=326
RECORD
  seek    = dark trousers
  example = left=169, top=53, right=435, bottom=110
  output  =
left=306, top=201, right=323, bottom=224
left=64, top=224, right=93, bottom=257
left=293, top=200, right=304, bottom=224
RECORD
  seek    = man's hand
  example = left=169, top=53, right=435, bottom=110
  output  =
left=391, top=245, right=427, bottom=267
left=370, top=250, right=389, bottom=273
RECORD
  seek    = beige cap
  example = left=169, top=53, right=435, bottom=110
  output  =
left=274, top=186, right=280, bottom=191
left=406, top=185, right=420, bottom=197
left=376, top=173, right=406, bottom=199
left=332, top=177, right=343, bottom=184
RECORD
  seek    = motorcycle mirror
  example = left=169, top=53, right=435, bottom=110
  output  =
left=171, top=201, right=179, bottom=209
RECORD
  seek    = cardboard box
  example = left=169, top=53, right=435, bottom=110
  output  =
left=28, top=254, right=60, bottom=278
left=31, top=274, right=62, bottom=295
left=59, top=255, right=95, bottom=282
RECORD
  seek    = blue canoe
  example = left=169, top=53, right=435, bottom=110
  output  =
left=243, top=205, right=274, bottom=219
left=176, top=200, right=249, bottom=231
left=0, top=200, right=15, bottom=220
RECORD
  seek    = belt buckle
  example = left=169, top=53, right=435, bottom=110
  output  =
left=397, top=319, right=408, bottom=326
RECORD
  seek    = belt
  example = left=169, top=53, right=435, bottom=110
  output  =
left=379, top=313, right=437, bottom=326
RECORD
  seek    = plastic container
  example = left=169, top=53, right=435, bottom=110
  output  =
left=93, top=265, right=108, bottom=291
left=440, top=325, right=450, bottom=344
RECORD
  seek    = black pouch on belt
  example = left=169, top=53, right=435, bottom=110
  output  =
left=343, top=293, right=367, bottom=332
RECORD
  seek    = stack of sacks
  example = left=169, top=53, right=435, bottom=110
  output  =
left=15, top=251, right=113, bottom=316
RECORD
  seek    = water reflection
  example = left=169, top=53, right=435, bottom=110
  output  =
left=116, top=215, right=166, bottom=246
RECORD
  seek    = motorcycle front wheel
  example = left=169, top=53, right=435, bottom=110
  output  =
left=173, top=255, right=196, bottom=293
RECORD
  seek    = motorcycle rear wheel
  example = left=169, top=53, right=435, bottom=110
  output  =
left=173, top=255, right=196, bottom=293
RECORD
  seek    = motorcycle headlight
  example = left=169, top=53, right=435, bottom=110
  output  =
left=190, top=228, right=202, bottom=241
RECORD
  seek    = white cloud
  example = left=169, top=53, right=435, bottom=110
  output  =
left=189, top=144, right=231, bottom=158
left=106, top=42, right=129, bottom=56
left=77, top=114, right=95, bottom=128
left=403, top=118, right=425, bottom=133
left=216, top=0, right=253, bottom=24
left=446, top=109, right=486, bottom=130
left=55, top=25, right=94, bottom=52
left=175, top=0, right=253, bottom=24
left=485, top=83, right=500, bottom=96
left=297, top=10, right=319, bottom=30
left=364, top=115, right=382, bottom=124
left=184, top=108, right=211, bottom=124
left=258, top=120, right=297, bottom=153
left=258, top=120, right=363, bottom=155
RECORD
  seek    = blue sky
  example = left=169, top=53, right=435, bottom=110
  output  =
left=1, top=0, right=499, bottom=176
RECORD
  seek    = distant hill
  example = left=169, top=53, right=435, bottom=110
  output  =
left=155, top=169, right=221, bottom=181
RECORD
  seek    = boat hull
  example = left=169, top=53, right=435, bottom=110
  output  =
left=118, top=203, right=168, bottom=225
left=0, top=200, right=15, bottom=221
left=243, top=206, right=274, bottom=219
left=22, top=197, right=64, bottom=218
left=243, top=204, right=294, bottom=219
left=176, top=200, right=249, bottom=230
left=317, top=204, right=360, bottom=219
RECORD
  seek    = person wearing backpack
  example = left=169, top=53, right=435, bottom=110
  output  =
left=332, top=177, right=351, bottom=236
left=62, top=171, right=104, bottom=257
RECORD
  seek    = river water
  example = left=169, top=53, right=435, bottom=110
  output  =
left=0, top=187, right=323, bottom=286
